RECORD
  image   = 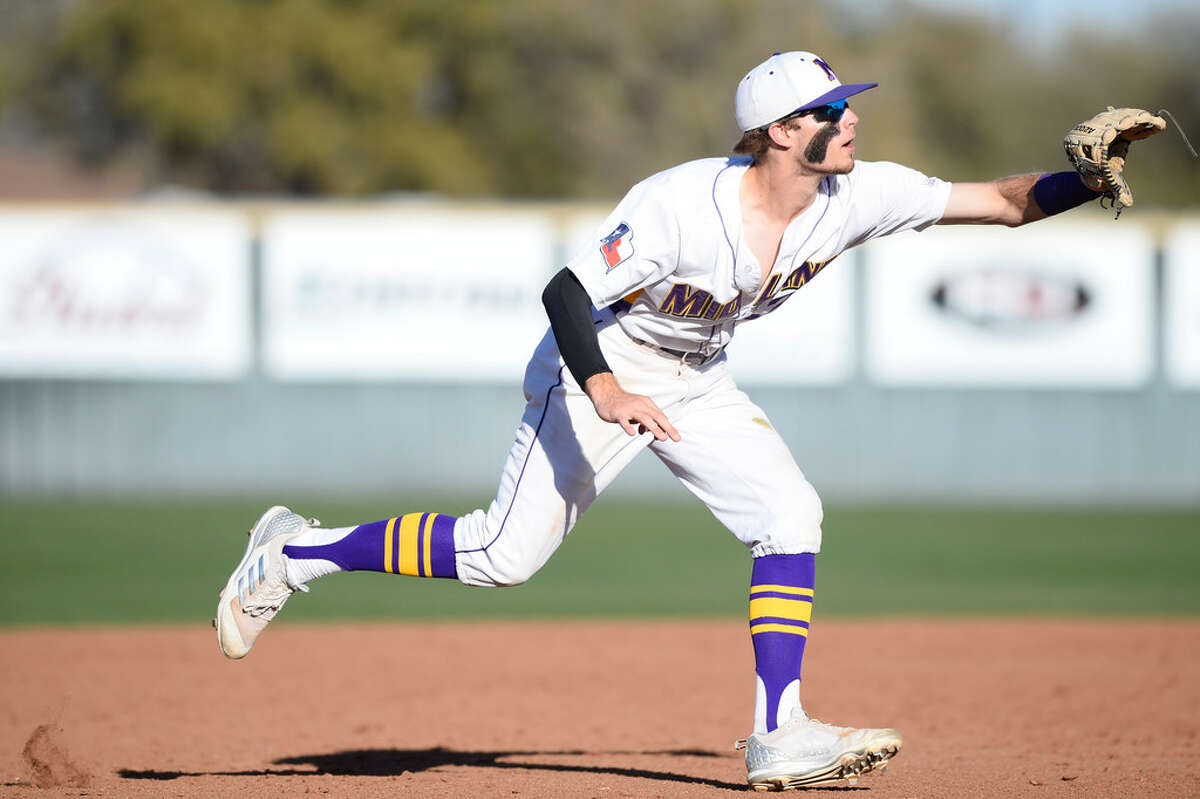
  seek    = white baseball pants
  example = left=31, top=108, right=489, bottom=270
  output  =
left=452, top=315, right=824, bottom=587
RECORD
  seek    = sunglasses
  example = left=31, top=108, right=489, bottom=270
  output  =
left=772, top=99, right=849, bottom=127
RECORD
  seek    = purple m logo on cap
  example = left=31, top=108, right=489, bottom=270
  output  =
left=813, top=57, right=837, bottom=82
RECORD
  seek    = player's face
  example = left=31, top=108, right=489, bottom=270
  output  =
left=783, top=102, right=860, bottom=175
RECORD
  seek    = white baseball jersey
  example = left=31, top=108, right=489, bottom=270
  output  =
left=451, top=156, right=951, bottom=589
left=567, top=156, right=951, bottom=358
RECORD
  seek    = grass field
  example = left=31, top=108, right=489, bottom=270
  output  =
left=1, top=498, right=1197, bottom=625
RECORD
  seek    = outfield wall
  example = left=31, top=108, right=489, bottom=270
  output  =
left=1, top=201, right=1198, bottom=504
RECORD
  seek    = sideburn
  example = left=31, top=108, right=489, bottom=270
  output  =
left=803, top=121, right=840, bottom=164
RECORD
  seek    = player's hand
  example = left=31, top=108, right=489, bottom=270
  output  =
left=583, top=373, right=681, bottom=443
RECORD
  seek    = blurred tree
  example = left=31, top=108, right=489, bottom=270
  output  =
left=9, top=0, right=1198, bottom=202
left=0, top=0, right=68, bottom=128
left=1041, top=14, right=1200, bottom=208
left=27, top=0, right=492, bottom=194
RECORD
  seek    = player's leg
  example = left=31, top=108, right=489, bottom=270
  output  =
left=646, top=367, right=822, bottom=731
left=269, top=336, right=582, bottom=590
left=647, top=366, right=900, bottom=788
left=450, top=324, right=675, bottom=586
left=278, top=327, right=678, bottom=588
left=217, top=323, right=683, bottom=657
left=271, top=397, right=638, bottom=589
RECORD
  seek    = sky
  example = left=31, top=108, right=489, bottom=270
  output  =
left=905, top=0, right=1197, bottom=42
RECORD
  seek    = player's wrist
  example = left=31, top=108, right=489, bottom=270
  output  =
left=1033, top=171, right=1102, bottom=216
left=582, top=370, right=617, bottom=398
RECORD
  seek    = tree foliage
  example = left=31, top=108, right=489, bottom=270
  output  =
left=5, top=0, right=1198, bottom=203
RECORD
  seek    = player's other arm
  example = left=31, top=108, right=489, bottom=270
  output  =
left=940, top=107, right=1167, bottom=227
left=938, top=172, right=1101, bottom=227
left=541, top=269, right=680, bottom=442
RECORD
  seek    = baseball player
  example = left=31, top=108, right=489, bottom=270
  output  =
left=215, top=52, right=1164, bottom=790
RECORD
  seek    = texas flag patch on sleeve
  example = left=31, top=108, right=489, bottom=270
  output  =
left=600, top=222, right=634, bottom=272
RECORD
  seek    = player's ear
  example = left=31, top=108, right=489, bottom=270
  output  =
left=766, top=120, right=796, bottom=149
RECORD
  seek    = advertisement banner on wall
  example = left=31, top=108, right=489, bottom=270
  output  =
left=263, top=208, right=557, bottom=381
left=0, top=208, right=251, bottom=379
left=1165, top=225, right=1200, bottom=389
left=864, top=223, right=1154, bottom=388
left=565, top=213, right=855, bottom=384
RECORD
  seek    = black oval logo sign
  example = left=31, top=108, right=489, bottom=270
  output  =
left=930, top=268, right=1089, bottom=331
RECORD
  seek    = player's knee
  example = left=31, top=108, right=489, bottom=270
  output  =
left=487, top=561, right=537, bottom=587
left=753, top=482, right=824, bottom=554
left=460, top=548, right=545, bottom=587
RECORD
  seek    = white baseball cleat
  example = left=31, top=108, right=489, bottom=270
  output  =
left=738, top=710, right=902, bottom=791
left=215, top=505, right=314, bottom=659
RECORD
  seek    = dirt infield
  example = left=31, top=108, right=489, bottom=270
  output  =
left=1, top=619, right=1197, bottom=798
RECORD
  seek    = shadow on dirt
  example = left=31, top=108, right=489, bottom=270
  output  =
left=118, top=746, right=759, bottom=790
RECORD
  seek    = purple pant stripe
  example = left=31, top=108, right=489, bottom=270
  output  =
left=416, top=512, right=429, bottom=577
left=281, top=514, right=459, bottom=579
left=751, top=553, right=816, bottom=588
left=430, top=514, right=457, bottom=578
left=282, top=519, right=388, bottom=572
left=751, top=553, right=816, bottom=732
left=749, top=591, right=813, bottom=602
left=750, top=617, right=811, bottom=629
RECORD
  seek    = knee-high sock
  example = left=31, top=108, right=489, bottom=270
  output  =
left=282, top=513, right=458, bottom=584
left=750, top=553, right=815, bottom=734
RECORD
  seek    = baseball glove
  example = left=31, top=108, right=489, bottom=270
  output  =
left=1063, top=107, right=1165, bottom=208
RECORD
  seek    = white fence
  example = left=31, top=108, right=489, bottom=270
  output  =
left=1, top=201, right=1198, bottom=502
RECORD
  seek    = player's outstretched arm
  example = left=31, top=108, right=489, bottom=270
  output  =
left=940, top=106, right=1168, bottom=226
left=938, top=175, right=1057, bottom=227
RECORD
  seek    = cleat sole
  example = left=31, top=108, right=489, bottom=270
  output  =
left=748, top=742, right=900, bottom=791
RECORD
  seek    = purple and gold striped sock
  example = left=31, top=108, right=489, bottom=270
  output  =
left=750, top=553, right=815, bottom=734
left=282, top=512, right=457, bottom=580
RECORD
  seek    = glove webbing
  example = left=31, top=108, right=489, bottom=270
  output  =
left=1105, top=109, right=1197, bottom=220
left=1156, top=109, right=1198, bottom=158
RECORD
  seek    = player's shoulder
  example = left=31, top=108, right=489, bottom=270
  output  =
left=638, top=156, right=751, bottom=193
left=835, top=160, right=942, bottom=193
left=621, top=157, right=750, bottom=224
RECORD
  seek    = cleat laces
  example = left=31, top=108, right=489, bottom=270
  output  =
left=806, top=717, right=845, bottom=734
left=242, top=579, right=308, bottom=617
left=239, top=511, right=318, bottom=616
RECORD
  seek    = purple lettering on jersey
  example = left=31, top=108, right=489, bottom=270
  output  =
left=705, top=295, right=737, bottom=321
left=713, top=295, right=742, bottom=321
left=658, top=283, right=713, bottom=318
left=781, top=259, right=827, bottom=291
left=703, top=297, right=722, bottom=320
left=751, top=255, right=839, bottom=313
left=755, top=273, right=782, bottom=305
left=745, top=257, right=840, bottom=318
left=658, top=283, right=744, bottom=321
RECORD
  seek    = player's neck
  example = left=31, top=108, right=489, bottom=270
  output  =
left=742, top=160, right=825, bottom=224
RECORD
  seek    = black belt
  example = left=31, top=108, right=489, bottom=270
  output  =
left=632, top=337, right=723, bottom=367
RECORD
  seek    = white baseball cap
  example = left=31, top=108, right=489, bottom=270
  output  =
left=735, top=51, right=878, bottom=132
